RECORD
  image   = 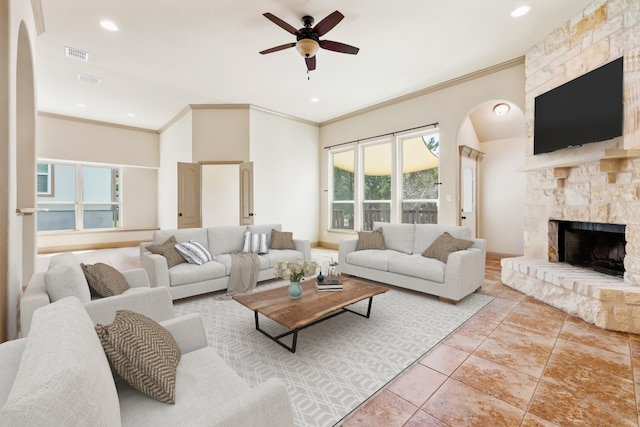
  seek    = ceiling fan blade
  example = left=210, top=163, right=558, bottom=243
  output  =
left=320, top=40, right=359, bottom=55
left=312, top=11, right=344, bottom=37
left=259, top=42, right=296, bottom=55
left=263, top=13, right=300, bottom=35
left=305, top=56, right=316, bottom=71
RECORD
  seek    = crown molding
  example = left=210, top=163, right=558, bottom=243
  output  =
left=38, top=111, right=159, bottom=134
left=320, top=56, right=525, bottom=126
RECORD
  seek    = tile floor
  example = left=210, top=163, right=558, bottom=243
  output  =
left=58, top=247, right=640, bottom=426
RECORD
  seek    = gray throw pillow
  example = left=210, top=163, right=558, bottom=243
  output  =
left=270, top=229, right=296, bottom=250
left=147, top=236, right=187, bottom=268
left=81, top=263, right=130, bottom=297
left=95, top=310, right=181, bottom=404
left=44, top=253, right=91, bottom=302
left=422, top=232, right=473, bottom=263
left=355, top=228, right=385, bottom=251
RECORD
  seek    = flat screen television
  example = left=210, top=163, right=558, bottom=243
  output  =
left=533, top=57, right=623, bottom=155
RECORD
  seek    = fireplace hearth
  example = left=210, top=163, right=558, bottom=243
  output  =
left=550, top=220, right=626, bottom=277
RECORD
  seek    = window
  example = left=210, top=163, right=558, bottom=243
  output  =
left=331, top=149, right=355, bottom=230
left=36, top=163, right=53, bottom=196
left=362, top=141, right=391, bottom=231
left=328, top=129, right=439, bottom=232
left=37, top=162, right=121, bottom=232
left=401, top=134, right=439, bottom=224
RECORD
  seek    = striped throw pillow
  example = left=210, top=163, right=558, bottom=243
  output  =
left=174, top=241, right=214, bottom=265
left=242, top=231, right=269, bottom=254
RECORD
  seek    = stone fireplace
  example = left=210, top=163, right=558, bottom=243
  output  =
left=500, top=0, right=640, bottom=334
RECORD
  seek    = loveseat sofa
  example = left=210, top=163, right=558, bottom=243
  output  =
left=0, top=297, right=295, bottom=426
left=338, top=222, right=487, bottom=302
left=20, top=252, right=174, bottom=336
left=140, top=224, right=311, bottom=300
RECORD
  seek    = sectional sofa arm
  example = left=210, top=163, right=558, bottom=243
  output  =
left=140, top=251, right=170, bottom=288
left=122, top=268, right=150, bottom=288
left=85, top=286, right=175, bottom=326
left=159, top=313, right=209, bottom=354
left=338, top=239, right=358, bottom=271
left=211, top=377, right=295, bottom=427
left=444, top=245, right=487, bottom=294
left=293, top=239, right=311, bottom=260
left=19, top=272, right=50, bottom=337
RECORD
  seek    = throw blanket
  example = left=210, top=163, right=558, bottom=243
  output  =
left=226, top=252, right=261, bottom=296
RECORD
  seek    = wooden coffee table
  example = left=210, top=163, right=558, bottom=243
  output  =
left=233, top=277, right=389, bottom=353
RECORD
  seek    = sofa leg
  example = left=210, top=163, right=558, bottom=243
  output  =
left=438, top=296, right=458, bottom=304
left=474, top=286, right=482, bottom=292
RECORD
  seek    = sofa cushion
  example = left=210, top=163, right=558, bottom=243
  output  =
left=422, top=232, right=474, bottom=263
left=263, top=250, right=305, bottom=268
left=81, top=262, right=130, bottom=297
left=248, top=224, right=281, bottom=247
left=374, top=222, right=415, bottom=254
left=175, top=241, right=214, bottom=265
left=207, top=226, right=247, bottom=255
left=270, top=229, right=296, bottom=250
left=169, top=260, right=227, bottom=286
left=412, top=224, right=472, bottom=254
left=95, top=310, right=181, bottom=404
left=345, top=249, right=405, bottom=271
left=117, top=347, right=251, bottom=425
left=44, top=253, right=91, bottom=303
left=388, top=254, right=446, bottom=283
left=242, top=231, right=269, bottom=254
left=0, top=297, right=121, bottom=426
left=147, top=236, right=187, bottom=269
left=355, top=228, right=385, bottom=251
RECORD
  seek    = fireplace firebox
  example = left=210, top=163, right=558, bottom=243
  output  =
left=551, top=220, right=626, bottom=277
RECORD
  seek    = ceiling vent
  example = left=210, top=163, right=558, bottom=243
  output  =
left=76, top=73, right=101, bottom=84
left=65, top=46, right=89, bottom=61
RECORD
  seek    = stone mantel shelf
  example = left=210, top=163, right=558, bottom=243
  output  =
left=519, top=149, right=640, bottom=172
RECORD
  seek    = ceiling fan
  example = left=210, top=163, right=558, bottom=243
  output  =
left=259, top=10, right=360, bottom=72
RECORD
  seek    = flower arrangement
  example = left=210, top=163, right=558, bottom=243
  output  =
left=274, top=258, right=319, bottom=283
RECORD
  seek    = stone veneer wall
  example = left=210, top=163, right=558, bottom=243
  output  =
left=501, top=0, right=640, bottom=333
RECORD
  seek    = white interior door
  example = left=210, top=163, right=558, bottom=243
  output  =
left=460, top=155, right=477, bottom=237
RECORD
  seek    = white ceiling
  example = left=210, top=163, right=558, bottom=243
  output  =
left=35, top=0, right=592, bottom=131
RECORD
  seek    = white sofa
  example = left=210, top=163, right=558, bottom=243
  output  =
left=140, top=224, right=311, bottom=300
left=338, top=222, right=487, bottom=302
left=20, top=252, right=174, bottom=336
left=0, top=297, right=295, bottom=427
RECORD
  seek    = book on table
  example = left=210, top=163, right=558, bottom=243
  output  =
left=315, top=278, right=343, bottom=291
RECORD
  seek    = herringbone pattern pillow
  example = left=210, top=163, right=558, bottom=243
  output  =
left=81, top=262, right=130, bottom=297
left=147, top=236, right=187, bottom=268
left=271, top=229, right=296, bottom=250
left=96, top=310, right=181, bottom=404
left=422, top=232, right=473, bottom=263
left=355, top=228, right=385, bottom=251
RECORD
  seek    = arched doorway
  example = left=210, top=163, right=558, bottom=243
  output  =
left=456, top=99, right=527, bottom=255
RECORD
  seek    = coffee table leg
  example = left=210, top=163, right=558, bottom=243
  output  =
left=342, top=297, right=374, bottom=318
left=254, top=311, right=299, bottom=353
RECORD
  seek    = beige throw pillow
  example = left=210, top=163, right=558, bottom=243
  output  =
left=81, top=262, right=130, bottom=297
left=422, top=232, right=473, bottom=263
left=270, top=229, right=296, bottom=250
left=95, top=310, right=181, bottom=404
left=147, top=236, right=187, bottom=268
left=356, top=228, right=385, bottom=251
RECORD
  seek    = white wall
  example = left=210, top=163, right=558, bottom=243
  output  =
left=457, top=117, right=480, bottom=149
left=319, top=62, right=526, bottom=248
left=479, top=137, right=526, bottom=256
left=201, top=164, right=239, bottom=226
left=158, top=111, right=192, bottom=229
left=192, top=108, right=250, bottom=162
left=250, top=109, right=319, bottom=243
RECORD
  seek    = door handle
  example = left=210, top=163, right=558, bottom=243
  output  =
left=461, top=216, right=467, bottom=220
left=249, top=213, right=255, bottom=216
left=179, top=213, right=183, bottom=217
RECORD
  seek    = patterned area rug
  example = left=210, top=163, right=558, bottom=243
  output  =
left=173, top=282, right=492, bottom=427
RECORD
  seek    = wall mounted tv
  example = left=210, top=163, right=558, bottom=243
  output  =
left=533, top=57, right=623, bottom=155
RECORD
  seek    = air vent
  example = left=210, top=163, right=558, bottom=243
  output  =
left=64, top=46, right=89, bottom=61
left=76, top=73, right=102, bottom=84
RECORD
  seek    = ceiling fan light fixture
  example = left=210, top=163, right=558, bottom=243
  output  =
left=296, top=38, right=319, bottom=58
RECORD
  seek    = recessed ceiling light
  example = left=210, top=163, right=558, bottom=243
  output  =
left=310, top=97, right=320, bottom=103
left=511, top=6, right=530, bottom=18
left=100, top=20, right=119, bottom=31
left=77, top=103, right=86, bottom=108
left=493, top=103, right=510, bottom=116
left=126, top=113, right=135, bottom=117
